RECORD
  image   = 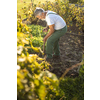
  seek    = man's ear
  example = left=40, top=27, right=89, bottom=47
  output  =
left=42, top=12, right=45, bottom=16
left=41, top=12, right=43, bottom=15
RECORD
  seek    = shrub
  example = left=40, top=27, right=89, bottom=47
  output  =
left=20, top=0, right=84, bottom=32
left=17, top=14, right=60, bottom=100
left=69, top=0, right=84, bottom=3
left=56, top=64, right=84, bottom=100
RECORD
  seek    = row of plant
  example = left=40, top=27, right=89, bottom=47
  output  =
left=19, top=0, right=84, bottom=33
left=26, top=24, right=46, bottom=54
left=17, top=16, right=61, bottom=100
left=18, top=11, right=47, bottom=53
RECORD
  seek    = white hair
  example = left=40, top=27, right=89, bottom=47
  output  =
left=34, top=7, right=45, bottom=16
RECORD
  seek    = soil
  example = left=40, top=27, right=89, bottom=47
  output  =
left=25, top=19, right=84, bottom=78
left=48, top=31, right=84, bottom=78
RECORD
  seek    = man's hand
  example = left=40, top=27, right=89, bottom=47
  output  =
left=43, top=24, right=55, bottom=43
left=43, top=28, right=48, bottom=32
left=43, top=37, right=47, bottom=43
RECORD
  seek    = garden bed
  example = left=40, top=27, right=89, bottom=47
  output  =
left=48, top=31, right=84, bottom=78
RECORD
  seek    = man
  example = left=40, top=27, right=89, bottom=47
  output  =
left=34, top=7, right=67, bottom=61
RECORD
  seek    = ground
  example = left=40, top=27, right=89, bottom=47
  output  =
left=25, top=19, right=84, bottom=78
left=48, top=31, right=84, bottom=78
left=36, top=20, right=84, bottom=78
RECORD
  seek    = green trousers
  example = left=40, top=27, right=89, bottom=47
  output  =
left=46, top=25, right=67, bottom=58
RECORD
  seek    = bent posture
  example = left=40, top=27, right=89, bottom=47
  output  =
left=34, top=7, right=67, bottom=61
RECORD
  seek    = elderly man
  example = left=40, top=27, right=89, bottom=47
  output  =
left=34, top=7, right=67, bottom=61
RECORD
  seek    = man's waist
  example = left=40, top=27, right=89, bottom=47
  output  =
left=55, top=25, right=67, bottom=31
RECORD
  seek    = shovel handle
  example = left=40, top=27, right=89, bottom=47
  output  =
left=43, top=42, right=45, bottom=54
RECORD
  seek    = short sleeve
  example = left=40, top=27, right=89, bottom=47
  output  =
left=46, top=17, right=54, bottom=25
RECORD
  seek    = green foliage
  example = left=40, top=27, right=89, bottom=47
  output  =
left=28, top=25, right=47, bottom=50
left=19, top=0, right=84, bottom=32
left=28, top=25, right=46, bottom=37
left=69, top=0, right=84, bottom=3
left=24, top=24, right=47, bottom=53
left=55, top=65, right=84, bottom=100
left=17, top=15, right=60, bottom=100
left=17, top=11, right=46, bottom=53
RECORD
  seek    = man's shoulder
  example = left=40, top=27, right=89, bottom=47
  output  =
left=47, top=11, right=56, bottom=15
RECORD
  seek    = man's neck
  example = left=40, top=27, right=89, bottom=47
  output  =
left=44, top=11, right=47, bottom=18
left=45, top=11, right=47, bottom=15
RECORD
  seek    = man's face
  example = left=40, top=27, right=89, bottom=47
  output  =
left=36, top=12, right=45, bottom=20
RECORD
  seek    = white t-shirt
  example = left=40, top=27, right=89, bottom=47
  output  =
left=45, top=11, right=66, bottom=30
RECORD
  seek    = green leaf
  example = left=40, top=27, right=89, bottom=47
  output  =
left=38, top=84, right=47, bottom=100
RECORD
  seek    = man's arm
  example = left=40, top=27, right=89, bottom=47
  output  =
left=43, top=24, right=55, bottom=43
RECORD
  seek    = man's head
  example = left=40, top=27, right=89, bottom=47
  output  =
left=34, top=7, right=46, bottom=20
